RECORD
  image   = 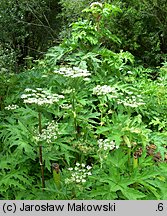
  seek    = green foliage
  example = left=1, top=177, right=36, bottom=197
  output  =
left=86, top=149, right=164, bottom=200
left=111, top=0, right=167, bottom=66
left=58, top=0, right=91, bottom=39
left=0, top=0, right=61, bottom=72
left=0, top=1, right=167, bottom=200
left=58, top=0, right=167, bottom=66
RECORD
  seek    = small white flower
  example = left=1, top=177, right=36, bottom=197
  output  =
left=127, top=91, right=133, bottom=95
left=93, top=85, right=117, bottom=96
left=5, top=104, right=19, bottom=110
left=76, top=179, right=81, bottom=183
left=86, top=165, right=92, bottom=170
left=82, top=173, right=87, bottom=178
left=25, top=88, right=32, bottom=92
left=98, top=139, right=116, bottom=151
left=71, top=173, right=76, bottom=177
left=87, top=172, right=92, bottom=176
left=127, top=71, right=133, bottom=75
left=20, top=94, right=28, bottom=99
left=36, top=88, right=43, bottom=91
left=54, top=67, right=91, bottom=79
left=65, top=163, right=93, bottom=185
left=35, top=121, right=59, bottom=143
left=83, top=78, right=91, bottom=81
left=75, top=167, right=79, bottom=171
left=81, top=163, right=85, bottom=168
left=21, top=88, right=64, bottom=106
left=60, top=104, right=72, bottom=109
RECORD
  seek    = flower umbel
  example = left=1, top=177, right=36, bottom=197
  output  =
left=93, top=85, right=117, bottom=96
left=117, top=94, right=145, bottom=108
left=5, top=104, right=19, bottom=110
left=65, top=163, right=92, bottom=184
left=54, top=67, right=91, bottom=79
left=21, top=88, right=64, bottom=105
left=98, top=139, right=115, bottom=151
left=35, top=121, right=59, bottom=143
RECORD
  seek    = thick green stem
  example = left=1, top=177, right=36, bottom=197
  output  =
left=38, top=111, right=45, bottom=190
left=133, top=156, right=138, bottom=169
left=128, top=148, right=131, bottom=167
left=52, top=163, right=61, bottom=190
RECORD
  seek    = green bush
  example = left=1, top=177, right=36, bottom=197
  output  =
left=0, top=2, right=167, bottom=200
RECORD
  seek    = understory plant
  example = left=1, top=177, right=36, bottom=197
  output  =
left=0, top=2, right=167, bottom=200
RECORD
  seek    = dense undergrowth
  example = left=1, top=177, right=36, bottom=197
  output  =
left=0, top=2, right=167, bottom=200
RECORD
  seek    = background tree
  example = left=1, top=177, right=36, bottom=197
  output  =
left=0, top=0, right=61, bottom=72
left=58, top=0, right=167, bottom=66
left=109, top=0, right=167, bottom=66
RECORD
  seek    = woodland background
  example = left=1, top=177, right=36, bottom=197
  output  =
left=0, top=0, right=167, bottom=200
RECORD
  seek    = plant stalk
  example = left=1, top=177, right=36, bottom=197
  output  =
left=38, top=111, right=45, bottom=190
left=128, top=148, right=131, bottom=167
left=72, top=89, right=77, bottom=135
left=133, top=156, right=138, bottom=169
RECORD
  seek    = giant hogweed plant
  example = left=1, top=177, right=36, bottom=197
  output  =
left=1, top=64, right=167, bottom=199
left=44, top=67, right=167, bottom=199
left=0, top=2, right=167, bottom=200
left=0, top=87, right=76, bottom=199
left=46, top=2, right=134, bottom=77
left=20, top=88, right=65, bottom=189
left=0, top=65, right=95, bottom=199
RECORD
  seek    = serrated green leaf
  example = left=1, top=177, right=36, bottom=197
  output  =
left=121, top=187, right=146, bottom=200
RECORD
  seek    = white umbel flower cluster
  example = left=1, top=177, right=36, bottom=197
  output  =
left=36, top=121, right=59, bottom=143
left=54, top=67, right=91, bottom=79
left=98, top=139, right=116, bottom=151
left=21, top=88, right=64, bottom=105
left=60, top=103, right=72, bottom=109
left=5, top=104, right=19, bottom=110
left=92, top=84, right=145, bottom=108
left=65, top=163, right=92, bottom=184
left=93, top=85, right=117, bottom=96
left=117, top=94, right=145, bottom=108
